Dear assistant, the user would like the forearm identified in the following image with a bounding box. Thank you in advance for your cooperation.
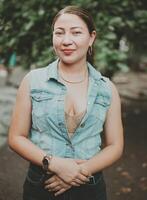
[82,144,123,175]
[8,135,46,166]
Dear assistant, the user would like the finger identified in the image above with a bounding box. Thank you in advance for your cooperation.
[45,179,69,190]
[54,188,66,196]
[44,176,56,185]
[80,168,90,177]
[51,185,62,192]
[50,177,69,188]
[51,175,66,186]
[77,174,89,182]
[44,182,59,190]
[74,178,85,185]
[70,181,80,187]
[52,175,69,187]
[59,182,69,188]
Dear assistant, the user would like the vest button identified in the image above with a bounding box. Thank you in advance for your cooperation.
[58,122,63,126]
[80,123,85,128]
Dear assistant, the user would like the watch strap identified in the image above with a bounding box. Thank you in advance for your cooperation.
[42,154,53,172]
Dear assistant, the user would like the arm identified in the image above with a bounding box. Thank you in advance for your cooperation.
[8,75,47,165]
[79,81,124,174]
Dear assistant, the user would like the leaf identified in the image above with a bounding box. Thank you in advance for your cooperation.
[109,17,122,26]
[126,20,135,28]
[104,32,117,40]
[38,8,45,16]
[134,10,147,18]
[24,21,34,31]
[7,38,16,47]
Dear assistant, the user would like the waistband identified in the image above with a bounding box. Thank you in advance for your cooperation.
[29,163,103,185]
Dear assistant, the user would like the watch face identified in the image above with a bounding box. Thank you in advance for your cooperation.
[43,157,48,171]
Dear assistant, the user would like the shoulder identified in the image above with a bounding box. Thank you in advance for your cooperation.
[109,80,120,98]
[98,75,120,106]
[28,66,48,79]
[24,66,49,88]
[98,74,112,99]
[89,62,121,106]
[108,80,121,107]
[17,66,48,94]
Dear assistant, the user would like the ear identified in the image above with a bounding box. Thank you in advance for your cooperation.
[89,31,96,46]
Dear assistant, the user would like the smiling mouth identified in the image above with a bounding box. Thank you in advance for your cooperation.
[62,50,75,55]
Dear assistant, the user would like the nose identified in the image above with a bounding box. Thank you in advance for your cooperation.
[62,34,73,45]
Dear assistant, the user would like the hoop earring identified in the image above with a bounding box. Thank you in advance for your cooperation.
[88,46,92,56]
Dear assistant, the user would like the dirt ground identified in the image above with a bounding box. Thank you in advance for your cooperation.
[0,102,147,200]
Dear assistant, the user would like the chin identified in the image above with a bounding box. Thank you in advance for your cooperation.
[59,56,84,65]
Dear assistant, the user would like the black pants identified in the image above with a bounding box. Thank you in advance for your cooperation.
[23,163,107,200]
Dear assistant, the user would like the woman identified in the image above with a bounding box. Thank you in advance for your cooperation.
[8,5,124,200]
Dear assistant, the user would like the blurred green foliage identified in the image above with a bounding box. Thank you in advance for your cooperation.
[0,0,147,76]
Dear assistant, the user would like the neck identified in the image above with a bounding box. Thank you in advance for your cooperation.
[58,58,87,74]
[58,58,88,84]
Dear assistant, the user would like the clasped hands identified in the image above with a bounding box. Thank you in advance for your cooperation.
[44,157,91,196]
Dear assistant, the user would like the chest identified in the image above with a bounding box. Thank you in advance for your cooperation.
[30,78,111,138]
[60,79,89,116]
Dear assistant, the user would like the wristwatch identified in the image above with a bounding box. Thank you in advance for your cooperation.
[42,154,53,172]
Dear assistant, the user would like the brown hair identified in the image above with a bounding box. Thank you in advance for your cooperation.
[52,6,96,64]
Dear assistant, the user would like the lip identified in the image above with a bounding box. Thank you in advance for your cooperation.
[62,49,75,51]
[62,49,75,55]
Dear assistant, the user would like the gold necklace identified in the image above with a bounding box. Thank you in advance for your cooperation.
[59,69,88,84]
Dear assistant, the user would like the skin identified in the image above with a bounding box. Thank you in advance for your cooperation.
[8,13,123,196]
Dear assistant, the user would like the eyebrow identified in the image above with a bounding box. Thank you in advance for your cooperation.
[54,26,83,31]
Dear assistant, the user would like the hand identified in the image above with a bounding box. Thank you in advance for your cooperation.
[49,157,89,185]
[75,159,92,177]
[44,174,71,196]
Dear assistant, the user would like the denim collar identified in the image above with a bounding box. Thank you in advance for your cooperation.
[47,59,102,82]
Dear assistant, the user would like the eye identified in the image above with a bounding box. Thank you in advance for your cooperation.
[54,31,64,36]
[73,31,82,35]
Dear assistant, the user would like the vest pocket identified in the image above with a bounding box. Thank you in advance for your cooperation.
[31,90,56,131]
[93,95,110,122]
[94,95,110,106]
[31,90,55,116]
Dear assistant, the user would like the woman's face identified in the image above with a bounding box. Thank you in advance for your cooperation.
[53,13,96,65]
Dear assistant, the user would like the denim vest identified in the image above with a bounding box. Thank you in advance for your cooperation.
[28,59,112,159]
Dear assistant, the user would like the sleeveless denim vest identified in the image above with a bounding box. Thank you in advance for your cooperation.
[27,59,112,159]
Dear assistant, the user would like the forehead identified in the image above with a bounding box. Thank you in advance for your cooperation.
[54,13,87,29]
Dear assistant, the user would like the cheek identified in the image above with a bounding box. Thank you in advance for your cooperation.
[76,36,91,48]
[52,37,61,49]
[77,42,89,55]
